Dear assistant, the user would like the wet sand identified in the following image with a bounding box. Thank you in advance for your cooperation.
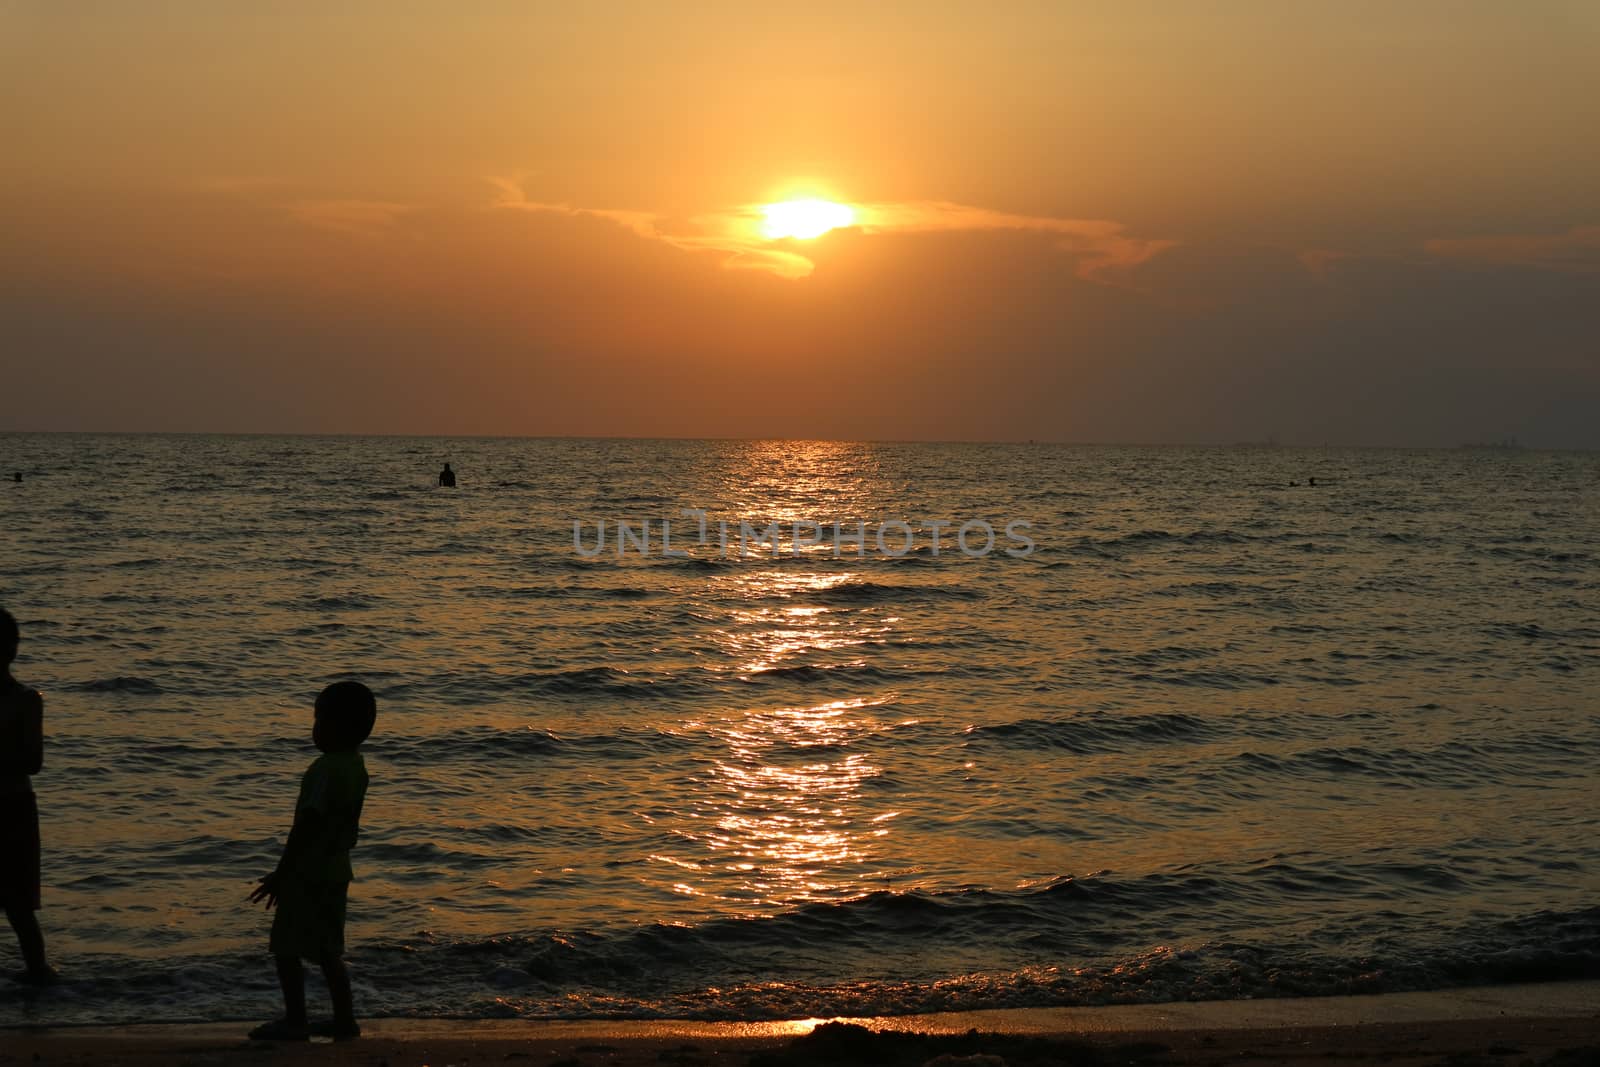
[3,980,1596,1066]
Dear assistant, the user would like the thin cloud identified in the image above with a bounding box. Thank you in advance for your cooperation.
[488,176,1175,283]
[288,199,415,235]
[672,239,816,280]
[488,176,661,239]
[490,179,814,278]
[185,175,296,194]
[1425,226,1600,273]
[181,177,417,237]
[1297,248,1357,279]
[853,201,1177,283]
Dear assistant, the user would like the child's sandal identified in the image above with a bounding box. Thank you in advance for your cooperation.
[248,1019,310,1041]
[312,1019,362,1041]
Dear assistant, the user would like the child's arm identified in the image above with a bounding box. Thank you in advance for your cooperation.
[248,870,280,907]
[0,689,43,776]
[248,806,335,907]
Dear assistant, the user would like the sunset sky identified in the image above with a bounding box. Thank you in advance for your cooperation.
[4,2,1597,445]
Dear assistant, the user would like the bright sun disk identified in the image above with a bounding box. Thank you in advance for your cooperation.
[760,199,855,240]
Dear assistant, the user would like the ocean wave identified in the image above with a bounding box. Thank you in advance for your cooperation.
[107,557,168,569]
[1482,621,1600,645]
[1215,732,1597,787]
[301,594,382,611]
[1127,668,1281,689]
[736,662,902,685]
[381,667,668,702]
[344,897,1600,1021]
[964,711,1222,754]
[5,887,1598,1025]
[1475,544,1596,567]
[655,556,736,571]
[371,725,694,765]
[1101,645,1221,668]
[68,675,165,694]
[809,581,982,604]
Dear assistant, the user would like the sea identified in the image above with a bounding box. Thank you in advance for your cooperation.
[0,434,1596,1027]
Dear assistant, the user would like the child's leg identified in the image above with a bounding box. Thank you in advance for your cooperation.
[247,955,313,1040]
[274,954,307,1024]
[318,952,357,1033]
[4,905,50,978]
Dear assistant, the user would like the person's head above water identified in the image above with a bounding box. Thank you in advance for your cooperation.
[312,680,377,753]
[1,606,18,667]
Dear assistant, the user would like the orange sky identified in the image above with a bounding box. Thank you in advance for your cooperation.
[3,3,1598,444]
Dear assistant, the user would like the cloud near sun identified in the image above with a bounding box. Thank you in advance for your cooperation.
[488,177,1175,283]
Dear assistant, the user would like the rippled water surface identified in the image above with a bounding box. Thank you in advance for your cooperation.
[1,435,1597,1025]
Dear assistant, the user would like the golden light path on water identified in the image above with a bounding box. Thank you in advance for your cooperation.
[656,441,908,909]
[699,691,894,905]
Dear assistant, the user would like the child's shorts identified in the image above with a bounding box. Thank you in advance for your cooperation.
[269,878,349,961]
[0,792,41,912]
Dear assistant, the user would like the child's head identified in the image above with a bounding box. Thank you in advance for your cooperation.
[313,680,377,753]
[0,607,17,668]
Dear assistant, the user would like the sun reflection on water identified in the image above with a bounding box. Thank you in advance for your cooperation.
[713,572,894,675]
[655,441,911,910]
[691,694,896,906]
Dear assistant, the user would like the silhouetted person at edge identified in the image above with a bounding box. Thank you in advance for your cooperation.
[1,606,55,985]
[438,463,456,488]
[1309,477,1317,487]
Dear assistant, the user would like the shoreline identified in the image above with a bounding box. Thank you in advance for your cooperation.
[4,979,1597,1065]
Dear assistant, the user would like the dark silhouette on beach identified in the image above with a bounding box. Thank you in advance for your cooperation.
[247,681,376,1042]
[438,463,456,488]
[1,607,55,985]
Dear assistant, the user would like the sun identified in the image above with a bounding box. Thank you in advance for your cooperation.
[759,198,855,240]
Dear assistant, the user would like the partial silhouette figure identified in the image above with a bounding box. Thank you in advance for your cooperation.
[1,607,55,985]
[1309,477,1317,486]
[248,681,377,1042]
[438,463,456,488]
[11,473,19,483]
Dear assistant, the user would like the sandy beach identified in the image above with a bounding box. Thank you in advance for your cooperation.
[4,980,1596,1066]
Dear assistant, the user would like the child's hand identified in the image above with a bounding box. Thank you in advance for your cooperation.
[248,871,280,909]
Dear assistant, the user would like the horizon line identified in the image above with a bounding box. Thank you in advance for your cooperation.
[0,429,1585,453]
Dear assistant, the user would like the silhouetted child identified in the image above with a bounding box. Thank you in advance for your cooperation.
[1,606,55,984]
[248,681,375,1041]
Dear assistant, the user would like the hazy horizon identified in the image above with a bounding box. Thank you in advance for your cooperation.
[0,429,1584,451]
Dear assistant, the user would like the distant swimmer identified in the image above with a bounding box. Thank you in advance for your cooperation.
[438,463,456,488]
